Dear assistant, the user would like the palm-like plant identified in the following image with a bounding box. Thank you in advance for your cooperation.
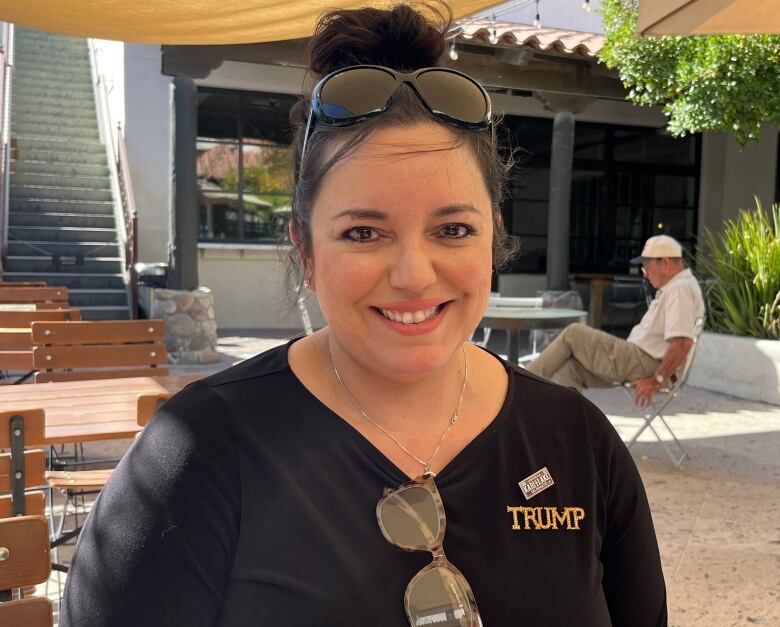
[700,202,780,339]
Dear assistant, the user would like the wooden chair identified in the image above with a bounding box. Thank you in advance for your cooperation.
[0,516,53,626]
[0,287,68,310]
[31,319,168,383]
[0,310,81,385]
[0,410,47,519]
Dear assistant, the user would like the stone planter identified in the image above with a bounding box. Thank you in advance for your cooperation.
[688,331,780,405]
[151,287,220,365]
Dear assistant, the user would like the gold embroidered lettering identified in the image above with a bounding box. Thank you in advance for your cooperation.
[522,507,540,530]
[506,505,586,531]
[552,508,570,529]
[535,507,553,530]
[507,506,523,530]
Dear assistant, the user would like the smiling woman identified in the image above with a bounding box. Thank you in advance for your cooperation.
[60,3,668,627]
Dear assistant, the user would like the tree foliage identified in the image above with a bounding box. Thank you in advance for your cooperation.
[599,0,780,145]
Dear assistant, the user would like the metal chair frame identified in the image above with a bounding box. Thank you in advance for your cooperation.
[618,316,705,467]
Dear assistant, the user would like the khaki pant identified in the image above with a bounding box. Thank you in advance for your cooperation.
[525,323,660,392]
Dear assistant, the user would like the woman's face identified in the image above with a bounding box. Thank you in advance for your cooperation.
[306,123,494,379]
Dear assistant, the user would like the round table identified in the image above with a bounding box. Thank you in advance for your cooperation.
[478,306,588,363]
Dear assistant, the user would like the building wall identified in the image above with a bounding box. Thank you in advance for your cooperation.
[198,244,325,330]
[124,44,173,263]
[698,127,778,239]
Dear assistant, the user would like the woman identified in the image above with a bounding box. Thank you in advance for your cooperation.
[61,3,667,626]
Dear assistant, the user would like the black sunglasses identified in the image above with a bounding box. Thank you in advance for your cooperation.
[300,65,493,170]
[376,474,483,627]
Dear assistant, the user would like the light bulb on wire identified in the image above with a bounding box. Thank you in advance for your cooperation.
[488,28,498,44]
[582,0,592,12]
[533,0,541,29]
[448,41,459,60]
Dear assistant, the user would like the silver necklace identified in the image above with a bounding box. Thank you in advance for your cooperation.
[330,344,467,476]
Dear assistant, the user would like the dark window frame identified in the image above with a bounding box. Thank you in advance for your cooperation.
[197,87,295,243]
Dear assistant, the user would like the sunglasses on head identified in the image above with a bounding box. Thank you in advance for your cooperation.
[377,473,483,627]
[300,65,494,170]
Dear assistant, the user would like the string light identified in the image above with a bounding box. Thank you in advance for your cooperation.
[448,41,459,60]
[582,0,592,12]
[533,0,541,29]
[488,28,499,44]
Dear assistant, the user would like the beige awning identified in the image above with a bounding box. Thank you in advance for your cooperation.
[638,0,780,36]
[0,1,503,44]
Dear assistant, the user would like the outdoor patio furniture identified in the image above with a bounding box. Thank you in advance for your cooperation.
[0,287,68,310]
[615,316,706,466]
[0,515,53,626]
[30,319,168,382]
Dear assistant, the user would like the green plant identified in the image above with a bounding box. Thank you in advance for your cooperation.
[699,202,780,338]
[599,0,780,145]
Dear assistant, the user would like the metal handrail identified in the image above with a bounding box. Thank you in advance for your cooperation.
[116,122,139,315]
[0,23,15,267]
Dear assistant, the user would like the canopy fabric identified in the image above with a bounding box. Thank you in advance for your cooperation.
[638,0,780,36]
[0,1,503,44]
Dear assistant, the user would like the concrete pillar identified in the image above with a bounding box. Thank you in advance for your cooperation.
[547,111,575,290]
[169,75,199,291]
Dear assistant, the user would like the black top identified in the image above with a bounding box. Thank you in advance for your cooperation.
[61,342,667,627]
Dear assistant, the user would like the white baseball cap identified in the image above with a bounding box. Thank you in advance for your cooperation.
[630,235,683,264]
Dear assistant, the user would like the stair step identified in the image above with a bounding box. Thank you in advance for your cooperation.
[12,121,99,138]
[11,149,107,166]
[11,172,111,190]
[12,91,95,108]
[7,241,121,257]
[11,107,97,128]
[77,307,132,321]
[7,225,117,242]
[10,198,114,215]
[9,211,115,229]
[13,60,90,74]
[10,184,113,202]
[69,290,129,308]
[13,136,106,155]
[11,160,109,177]
[11,116,98,131]
[14,86,94,104]
[5,255,124,273]
[14,74,93,91]
[15,42,88,56]
[11,97,96,115]
[1,272,127,290]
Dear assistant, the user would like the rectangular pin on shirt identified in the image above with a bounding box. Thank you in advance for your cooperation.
[519,466,554,500]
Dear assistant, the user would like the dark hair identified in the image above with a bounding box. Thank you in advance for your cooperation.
[288,2,518,288]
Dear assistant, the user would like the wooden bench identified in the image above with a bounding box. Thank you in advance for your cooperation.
[0,282,47,288]
[31,319,168,383]
[0,287,68,309]
[0,516,52,626]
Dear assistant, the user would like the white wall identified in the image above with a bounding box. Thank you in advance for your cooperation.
[476,0,604,33]
[698,127,778,239]
[91,38,125,154]
[198,244,325,330]
[124,44,173,263]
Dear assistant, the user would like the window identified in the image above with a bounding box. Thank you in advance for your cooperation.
[197,89,297,242]
[502,117,700,273]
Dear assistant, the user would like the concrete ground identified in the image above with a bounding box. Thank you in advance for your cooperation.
[43,331,780,626]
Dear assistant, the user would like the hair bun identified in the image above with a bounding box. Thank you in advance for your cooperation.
[308,3,452,78]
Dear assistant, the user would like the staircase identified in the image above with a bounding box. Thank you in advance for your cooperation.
[4,27,132,320]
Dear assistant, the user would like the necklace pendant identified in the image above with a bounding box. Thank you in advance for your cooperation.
[423,466,436,478]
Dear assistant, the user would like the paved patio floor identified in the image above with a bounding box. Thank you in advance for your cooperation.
[44,331,780,626]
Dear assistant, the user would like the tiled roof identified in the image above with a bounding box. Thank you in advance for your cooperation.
[454,19,605,58]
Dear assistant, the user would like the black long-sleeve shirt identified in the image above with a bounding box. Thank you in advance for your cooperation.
[61,342,667,626]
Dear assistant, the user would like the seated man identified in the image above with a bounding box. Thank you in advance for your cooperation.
[526,235,705,406]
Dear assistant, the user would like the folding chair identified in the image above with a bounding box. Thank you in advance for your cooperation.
[0,515,53,627]
[617,316,705,467]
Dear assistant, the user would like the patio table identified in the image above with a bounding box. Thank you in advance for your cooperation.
[479,306,587,363]
[0,374,202,444]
